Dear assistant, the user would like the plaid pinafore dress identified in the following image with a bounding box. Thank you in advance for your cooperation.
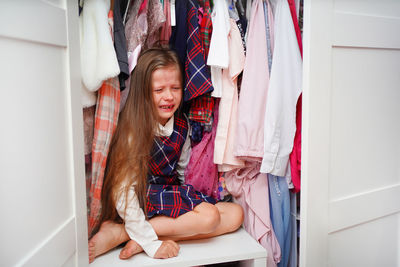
[146,115,216,218]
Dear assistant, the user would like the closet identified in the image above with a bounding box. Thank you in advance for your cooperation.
[1,0,399,266]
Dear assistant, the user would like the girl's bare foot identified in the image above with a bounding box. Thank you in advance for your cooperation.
[119,239,144,259]
[88,221,129,263]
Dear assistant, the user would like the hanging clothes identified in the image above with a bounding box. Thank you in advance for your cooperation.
[214,19,245,171]
[290,95,301,192]
[268,174,292,267]
[124,0,165,52]
[207,0,230,98]
[264,0,273,73]
[225,162,281,267]
[234,0,273,160]
[79,0,120,107]
[113,0,130,91]
[188,0,214,124]
[184,100,220,200]
[260,0,302,176]
[120,0,166,110]
[160,0,172,42]
[88,77,121,236]
[234,0,248,52]
[288,0,303,193]
[288,191,298,267]
[169,0,188,69]
[184,0,214,102]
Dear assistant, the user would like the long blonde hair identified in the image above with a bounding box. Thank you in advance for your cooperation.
[100,47,183,224]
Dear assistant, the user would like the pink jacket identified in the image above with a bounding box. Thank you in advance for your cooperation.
[234,0,274,160]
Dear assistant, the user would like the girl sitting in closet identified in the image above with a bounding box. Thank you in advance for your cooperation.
[89,47,244,263]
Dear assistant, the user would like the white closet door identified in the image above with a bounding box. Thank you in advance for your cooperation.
[301,0,400,266]
[0,1,87,266]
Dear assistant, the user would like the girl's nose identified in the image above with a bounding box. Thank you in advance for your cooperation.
[164,89,173,100]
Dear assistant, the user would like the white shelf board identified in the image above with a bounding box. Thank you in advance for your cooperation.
[91,228,267,267]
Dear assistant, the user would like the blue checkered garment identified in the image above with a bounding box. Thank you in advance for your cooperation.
[146,115,216,218]
[184,0,214,102]
[148,116,189,185]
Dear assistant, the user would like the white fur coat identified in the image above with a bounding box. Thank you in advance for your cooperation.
[79,0,120,107]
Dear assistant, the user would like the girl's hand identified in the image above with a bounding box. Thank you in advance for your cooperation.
[154,240,180,259]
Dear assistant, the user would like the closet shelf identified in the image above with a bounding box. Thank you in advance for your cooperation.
[91,227,267,267]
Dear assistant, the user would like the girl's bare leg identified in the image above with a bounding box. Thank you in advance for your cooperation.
[149,202,222,237]
[91,202,244,261]
[152,202,244,240]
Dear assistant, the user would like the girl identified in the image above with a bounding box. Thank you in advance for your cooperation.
[89,47,244,262]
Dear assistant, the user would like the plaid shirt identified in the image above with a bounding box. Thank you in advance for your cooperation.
[184,0,214,102]
[87,77,120,236]
[188,94,214,123]
[148,115,188,184]
[188,0,214,124]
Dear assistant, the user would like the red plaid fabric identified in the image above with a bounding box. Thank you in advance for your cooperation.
[87,77,120,236]
[199,0,212,58]
[146,115,216,218]
[188,0,214,124]
[184,0,214,102]
[148,116,188,184]
[146,184,216,218]
[188,94,214,123]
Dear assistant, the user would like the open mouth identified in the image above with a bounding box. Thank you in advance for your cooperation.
[160,104,174,111]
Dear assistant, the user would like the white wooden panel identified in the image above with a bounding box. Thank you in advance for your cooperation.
[300,0,333,266]
[0,0,87,266]
[62,252,76,267]
[329,184,400,232]
[0,0,67,47]
[329,47,400,200]
[18,218,76,266]
[334,0,400,18]
[42,0,66,9]
[328,214,399,267]
[65,0,89,265]
[333,13,400,49]
[302,1,400,266]
[0,36,74,267]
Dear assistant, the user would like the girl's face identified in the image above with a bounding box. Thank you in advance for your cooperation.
[151,65,182,126]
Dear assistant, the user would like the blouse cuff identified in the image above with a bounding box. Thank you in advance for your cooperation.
[141,240,163,258]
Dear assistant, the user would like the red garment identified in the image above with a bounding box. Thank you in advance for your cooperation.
[287,0,302,58]
[88,77,121,236]
[290,95,302,192]
[138,0,148,15]
[160,0,172,42]
[188,94,214,123]
[287,0,302,192]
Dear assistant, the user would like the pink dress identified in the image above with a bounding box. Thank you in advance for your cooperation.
[225,162,281,266]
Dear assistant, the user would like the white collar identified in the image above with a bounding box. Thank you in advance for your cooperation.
[156,116,174,137]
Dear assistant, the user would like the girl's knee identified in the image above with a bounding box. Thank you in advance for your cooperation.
[196,203,220,232]
[232,203,244,229]
[221,202,244,232]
